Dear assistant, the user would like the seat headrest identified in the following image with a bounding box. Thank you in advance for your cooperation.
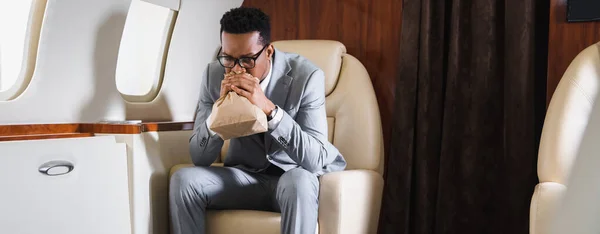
[538,41,600,184]
[272,40,346,95]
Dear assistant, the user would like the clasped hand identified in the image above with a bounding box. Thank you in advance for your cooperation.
[220,72,276,116]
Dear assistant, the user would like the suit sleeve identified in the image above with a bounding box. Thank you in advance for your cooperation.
[268,69,340,173]
[189,64,224,166]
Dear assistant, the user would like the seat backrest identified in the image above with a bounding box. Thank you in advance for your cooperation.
[538,42,600,185]
[219,40,384,174]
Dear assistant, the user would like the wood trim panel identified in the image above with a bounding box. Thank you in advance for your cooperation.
[0,123,141,136]
[0,121,195,140]
[0,133,94,142]
[79,123,142,134]
[0,124,79,136]
[547,0,600,105]
[142,122,194,132]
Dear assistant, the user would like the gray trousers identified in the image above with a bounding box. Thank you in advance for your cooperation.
[169,166,319,234]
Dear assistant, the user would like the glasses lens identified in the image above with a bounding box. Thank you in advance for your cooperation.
[239,58,255,68]
[218,56,235,68]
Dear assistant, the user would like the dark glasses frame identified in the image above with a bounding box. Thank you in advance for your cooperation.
[216,44,269,69]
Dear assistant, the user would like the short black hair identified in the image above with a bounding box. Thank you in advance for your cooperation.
[220,7,271,46]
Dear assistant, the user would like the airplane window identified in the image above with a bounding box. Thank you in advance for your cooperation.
[0,0,39,96]
[116,0,176,102]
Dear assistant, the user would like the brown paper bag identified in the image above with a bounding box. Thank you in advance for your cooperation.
[207,91,268,140]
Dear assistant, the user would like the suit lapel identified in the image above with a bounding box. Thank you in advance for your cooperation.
[264,48,292,153]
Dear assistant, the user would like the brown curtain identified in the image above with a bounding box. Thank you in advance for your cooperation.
[379,0,547,233]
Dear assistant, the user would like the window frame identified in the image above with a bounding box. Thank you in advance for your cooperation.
[115,0,178,103]
[0,0,48,101]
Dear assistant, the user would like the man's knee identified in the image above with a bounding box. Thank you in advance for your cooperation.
[276,168,319,202]
[170,167,195,191]
[170,167,211,205]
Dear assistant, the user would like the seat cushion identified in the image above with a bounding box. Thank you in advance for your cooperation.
[206,210,281,234]
[529,182,567,234]
[207,210,318,234]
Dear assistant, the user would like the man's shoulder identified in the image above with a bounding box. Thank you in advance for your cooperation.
[205,60,225,77]
[278,51,326,99]
[280,51,322,80]
[201,60,226,88]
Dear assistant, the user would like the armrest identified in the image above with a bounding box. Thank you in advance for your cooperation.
[530,182,567,234]
[318,169,384,234]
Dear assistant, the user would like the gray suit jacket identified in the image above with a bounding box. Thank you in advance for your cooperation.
[190,48,346,175]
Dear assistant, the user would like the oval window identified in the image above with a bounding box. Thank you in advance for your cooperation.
[115,0,176,102]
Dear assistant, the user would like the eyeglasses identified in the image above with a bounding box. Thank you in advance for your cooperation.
[216,44,269,69]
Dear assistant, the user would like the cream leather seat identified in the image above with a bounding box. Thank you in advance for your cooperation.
[170,40,385,234]
[530,42,600,234]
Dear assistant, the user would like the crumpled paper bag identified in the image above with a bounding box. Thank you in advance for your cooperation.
[207,91,268,140]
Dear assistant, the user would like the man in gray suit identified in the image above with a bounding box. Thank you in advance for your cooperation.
[169,7,346,234]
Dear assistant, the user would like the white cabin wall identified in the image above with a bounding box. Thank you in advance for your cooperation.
[0,0,242,124]
[0,0,129,123]
[104,131,194,234]
[0,1,242,234]
[123,0,242,122]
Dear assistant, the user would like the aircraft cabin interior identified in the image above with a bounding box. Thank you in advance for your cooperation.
[1,0,599,234]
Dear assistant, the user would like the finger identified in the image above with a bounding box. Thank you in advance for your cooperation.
[239,73,260,83]
[226,70,239,76]
[229,79,255,92]
[221,79,231,86]
[231,85,251,98]
[230,73,259,84]
[221,85,231,93]
[220,83,229,92]
[221,78,232,89]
